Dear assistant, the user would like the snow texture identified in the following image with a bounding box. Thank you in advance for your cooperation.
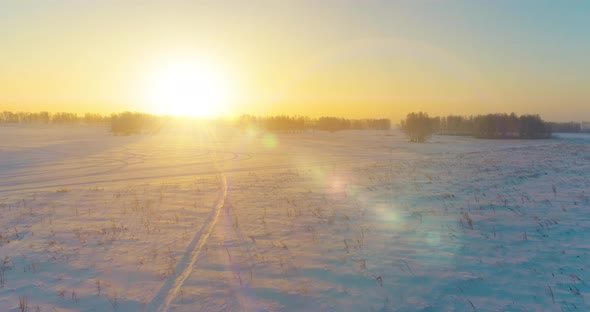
[1,124,589,311]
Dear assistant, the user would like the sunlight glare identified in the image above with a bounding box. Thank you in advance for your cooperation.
[145,59,233,117]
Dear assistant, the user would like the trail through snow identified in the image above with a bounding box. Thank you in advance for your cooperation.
[148,174,228,312]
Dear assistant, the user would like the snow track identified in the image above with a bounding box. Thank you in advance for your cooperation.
[148,174,228,312]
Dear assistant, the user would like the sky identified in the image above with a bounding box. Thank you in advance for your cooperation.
[1,0,589,121]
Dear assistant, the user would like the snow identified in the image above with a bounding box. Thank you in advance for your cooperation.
[1,124,589,311]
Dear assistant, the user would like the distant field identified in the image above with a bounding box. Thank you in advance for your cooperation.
[1,124,589,311]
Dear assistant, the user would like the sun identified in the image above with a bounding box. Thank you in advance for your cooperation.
[145,59,232,117]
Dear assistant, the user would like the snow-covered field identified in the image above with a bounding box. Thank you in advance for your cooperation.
[1,124,589,311]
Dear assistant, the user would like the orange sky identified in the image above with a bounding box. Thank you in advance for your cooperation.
[1,1,589,121]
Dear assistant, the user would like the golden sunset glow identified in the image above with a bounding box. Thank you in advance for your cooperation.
[2,3,590,311]
[144,58,233,117]
[1,2,588,121]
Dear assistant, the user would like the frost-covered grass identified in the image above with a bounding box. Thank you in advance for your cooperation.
[0,124,589,311]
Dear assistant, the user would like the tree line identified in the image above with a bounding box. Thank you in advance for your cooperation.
[236,115,306,132]
[0,111,109,124]
[235,115,391,132]
[316,117,391,132]
[3,110,581,139]
[401,112,554,142]
[1,111,391,135]
[0,111,161,135]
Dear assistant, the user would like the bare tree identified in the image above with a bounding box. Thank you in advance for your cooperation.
[400,112,434,142]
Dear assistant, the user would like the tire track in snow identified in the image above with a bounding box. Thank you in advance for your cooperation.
[148,173,228,312]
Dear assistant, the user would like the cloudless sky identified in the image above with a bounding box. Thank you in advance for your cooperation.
[1,0,589,121]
